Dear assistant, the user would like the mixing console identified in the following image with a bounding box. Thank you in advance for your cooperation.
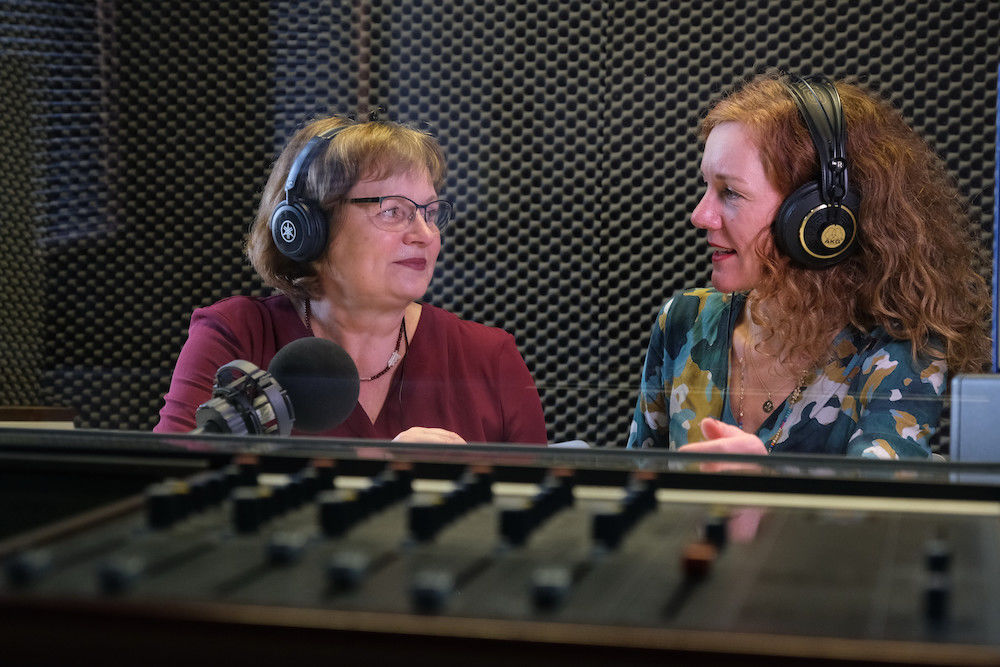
[2,432,1000,665]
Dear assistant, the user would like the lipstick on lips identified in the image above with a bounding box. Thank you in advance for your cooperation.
[709,242,736,261]
[396,258,427,270]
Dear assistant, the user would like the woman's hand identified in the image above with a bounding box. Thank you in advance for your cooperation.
[677,419,768,473]
[678,418,768,455]
[392,426,467,445]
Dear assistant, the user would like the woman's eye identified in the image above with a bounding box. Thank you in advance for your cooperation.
[722,187,742,201]
[379,207,403,219]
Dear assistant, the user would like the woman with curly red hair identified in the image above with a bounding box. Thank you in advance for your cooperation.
[628,72,989,458]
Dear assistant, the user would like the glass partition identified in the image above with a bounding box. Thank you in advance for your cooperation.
[1,2,997,460]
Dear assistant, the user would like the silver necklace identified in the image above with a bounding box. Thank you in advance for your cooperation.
[304,299,407,382]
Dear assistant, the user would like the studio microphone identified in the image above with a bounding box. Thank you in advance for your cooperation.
[268,336,360,432]
[193,337,360,435]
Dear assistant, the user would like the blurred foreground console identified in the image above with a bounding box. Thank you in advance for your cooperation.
[2,428,1000,666]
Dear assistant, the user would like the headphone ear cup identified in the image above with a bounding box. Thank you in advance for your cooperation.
[269,200,329,263]
[772,181,860,269]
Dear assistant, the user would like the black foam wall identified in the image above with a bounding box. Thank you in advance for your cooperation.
[1,0,997,447]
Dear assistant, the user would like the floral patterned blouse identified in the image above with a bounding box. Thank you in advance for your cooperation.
[627,288,945,458]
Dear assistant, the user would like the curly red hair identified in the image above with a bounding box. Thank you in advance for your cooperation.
[701,72,990,373]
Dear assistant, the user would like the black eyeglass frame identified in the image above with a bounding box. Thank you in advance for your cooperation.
[347,195,455,232]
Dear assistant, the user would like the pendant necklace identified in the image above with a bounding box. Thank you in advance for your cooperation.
[304,299,407,382]
[736,359,810,450]
[743,337,776,413]
[734,332,811,450]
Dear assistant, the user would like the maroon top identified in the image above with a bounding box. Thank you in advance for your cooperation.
[154,295,548,444]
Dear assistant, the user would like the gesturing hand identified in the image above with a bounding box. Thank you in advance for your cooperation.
[677,418,768,455]
[676,418,769,473]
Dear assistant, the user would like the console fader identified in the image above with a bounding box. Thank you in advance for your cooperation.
[2,440,1000,666]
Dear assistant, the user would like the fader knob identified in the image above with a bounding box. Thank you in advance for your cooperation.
[592,507,626,549]
[681,541,717,580]
[189,471,227,510]
[327,550,370,590]
[268,532,309,565]
[442,484,474,519]
[541,471,575,510]
[532,566,571,610]
[409,494,446,542]
[360,478,391,512]
[533,486,559,518]
[704,515,728,550]
[622,482,656,522]
[268,482,293,516]
[500,500,536,546]
[293,467,321,502]
[222,463,248,491]
[412,569,454,613]
[232,486,273,533]
[925,539,951,573]
[459,469,494,505]
[5,549,52,586]
[311,459,337,491]
[146,482,179,529]
[276,475,306,511]
[228,455,259,488]
[145,479,194,529]
[319,489,361,537]
[98,556,145,594]
[925,574,950,623]
[923,538,952,624]
[383,468,414,502]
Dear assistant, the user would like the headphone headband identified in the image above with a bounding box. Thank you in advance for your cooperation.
[283,125,345,202]
[783,75,850,205]
[772,74,861,269]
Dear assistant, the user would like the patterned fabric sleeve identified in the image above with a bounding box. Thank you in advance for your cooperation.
[626,286,943,458]
[771,333,944,458]
[843,344,946,459]
[627,298,674,448]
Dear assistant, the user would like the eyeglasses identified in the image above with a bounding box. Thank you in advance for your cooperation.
[348,195,455,233]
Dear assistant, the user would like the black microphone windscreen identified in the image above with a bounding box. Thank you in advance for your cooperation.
[268,337,360,433]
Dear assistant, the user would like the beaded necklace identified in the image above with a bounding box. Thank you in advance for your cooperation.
[304,299,407,382]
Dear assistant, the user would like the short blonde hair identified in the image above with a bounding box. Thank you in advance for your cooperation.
[246,115,446,302]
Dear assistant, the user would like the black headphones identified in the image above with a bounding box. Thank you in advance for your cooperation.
[772,75,861,269]
[269,124,348,263]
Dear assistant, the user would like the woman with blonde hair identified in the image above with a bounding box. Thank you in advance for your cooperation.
[157,112,547,444]
[628,72,989,457]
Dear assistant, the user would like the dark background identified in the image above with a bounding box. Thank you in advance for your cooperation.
[1,0,997,447]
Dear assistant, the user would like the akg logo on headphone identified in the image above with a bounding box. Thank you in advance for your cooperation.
[821,224,846,248]
[279,219,297,243]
